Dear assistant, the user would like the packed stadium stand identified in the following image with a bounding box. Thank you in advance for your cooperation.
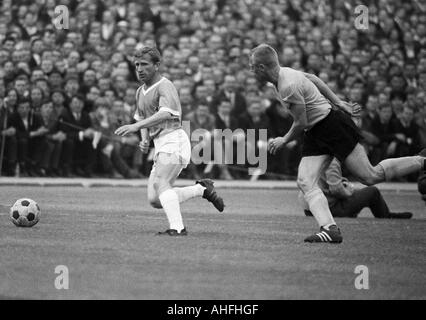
[0,0,425,181]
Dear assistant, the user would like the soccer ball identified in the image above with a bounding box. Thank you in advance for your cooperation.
[10,198,41,227]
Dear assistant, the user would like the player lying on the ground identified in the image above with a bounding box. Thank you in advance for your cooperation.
[115,47,224,236]
[298,157,413,219]
[249,44,426,243]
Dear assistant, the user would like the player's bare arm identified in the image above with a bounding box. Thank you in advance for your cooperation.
[303,72,341,105]
[303,72,361,117]
[268,103,307,155]
[115,111,174,136]
[139,128,150,153]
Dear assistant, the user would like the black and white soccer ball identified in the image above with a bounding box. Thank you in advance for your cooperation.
[10,198,41,227]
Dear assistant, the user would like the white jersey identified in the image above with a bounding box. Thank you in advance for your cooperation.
[133,76,182,140]
[133,76,191,167]
[276,67,331,130]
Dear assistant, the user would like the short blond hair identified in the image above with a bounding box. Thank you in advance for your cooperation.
[134,46,161,64]
[251,43,279,68]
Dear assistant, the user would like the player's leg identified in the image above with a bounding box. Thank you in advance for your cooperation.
[173,183,205,204]
[328,201,353,218]
[354,187,389,218]
[338,186,412,219]
[298,155,334,227]
[299,187,365,219]
[170,129,224,211]
[149,152,188,234]
[298,190,315,217]
[298,155,343,243]
[345,144,425,185]
[149,158,201,205]
[173,179,225,212]
[147,166,162,209]
[334,187,387,218]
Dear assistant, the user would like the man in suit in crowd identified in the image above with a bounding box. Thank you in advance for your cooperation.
[9,98,48,176]
[59,94,96,177]
[212,74,247,117]
[0,97,17,176]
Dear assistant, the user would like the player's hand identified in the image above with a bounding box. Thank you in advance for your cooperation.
[350,102,362,118]
[139,140,150,154]
[115,124,138,136]
[268,137,286,155]
[335,101,361,118]
[334,100,351,114]
[342,180,355,195]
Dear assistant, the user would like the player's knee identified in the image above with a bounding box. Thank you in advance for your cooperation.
[371,186,380,195]
[152,177,170,195]
[357,176,372,186]
[297,176,315,193]
[152,176,162,192]
[357,174,379,186]
[364,186,380,198]
[148,193,162,209]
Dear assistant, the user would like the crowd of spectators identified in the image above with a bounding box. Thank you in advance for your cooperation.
[0,0,425,181]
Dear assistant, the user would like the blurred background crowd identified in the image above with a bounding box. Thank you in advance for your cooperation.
[0,0,425,181]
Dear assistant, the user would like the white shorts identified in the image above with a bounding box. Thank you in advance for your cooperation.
[152,129,191,170]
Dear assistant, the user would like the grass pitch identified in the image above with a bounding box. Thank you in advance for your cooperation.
[0,185,425,299]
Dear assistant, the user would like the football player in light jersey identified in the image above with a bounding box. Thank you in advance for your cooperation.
[249,44,426,243]
[115,47,224,236]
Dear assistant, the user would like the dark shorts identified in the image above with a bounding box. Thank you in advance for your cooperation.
[302,109,361,162]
